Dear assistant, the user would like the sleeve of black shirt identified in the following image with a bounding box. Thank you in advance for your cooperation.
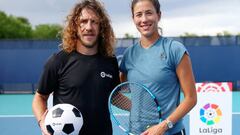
[111,56,120,91]
[37,53,59,95]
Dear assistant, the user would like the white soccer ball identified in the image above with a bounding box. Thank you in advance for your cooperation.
[45,103,83,135]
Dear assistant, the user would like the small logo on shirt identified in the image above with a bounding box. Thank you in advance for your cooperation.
[160,52,167,60]
[100,72,113,79]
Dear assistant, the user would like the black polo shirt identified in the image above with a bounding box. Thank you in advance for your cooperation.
[37,50,120,135]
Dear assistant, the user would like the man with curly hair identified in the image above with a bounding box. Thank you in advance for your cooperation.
[32,0,120,135]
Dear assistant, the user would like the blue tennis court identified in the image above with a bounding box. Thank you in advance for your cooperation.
[0,93,240,135]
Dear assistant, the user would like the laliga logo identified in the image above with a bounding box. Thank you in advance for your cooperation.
[199,103,223,134]
[52,122,62,126]
[200,103,222,125]
[196,82,232,93]
[100,72,112,79]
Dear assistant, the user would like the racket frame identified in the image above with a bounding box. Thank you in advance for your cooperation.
[108,81,162,135]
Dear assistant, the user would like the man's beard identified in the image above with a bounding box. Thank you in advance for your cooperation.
[80,38,98,49]
[82,42,96,48]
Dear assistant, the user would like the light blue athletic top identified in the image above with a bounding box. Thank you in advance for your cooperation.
[120,37,188,134]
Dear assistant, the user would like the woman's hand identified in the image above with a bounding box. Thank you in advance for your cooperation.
[141,121,168,135]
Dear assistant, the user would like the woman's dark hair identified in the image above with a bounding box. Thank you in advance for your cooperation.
[131,0,161,17]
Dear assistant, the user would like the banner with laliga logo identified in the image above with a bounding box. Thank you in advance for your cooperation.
[189,82,232,135]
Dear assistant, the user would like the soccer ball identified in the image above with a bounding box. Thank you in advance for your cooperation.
[44,103,83,135]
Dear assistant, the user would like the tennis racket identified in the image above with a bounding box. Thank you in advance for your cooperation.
[108,82,162,135]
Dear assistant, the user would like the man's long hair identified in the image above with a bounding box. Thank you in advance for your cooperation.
[62,0,115,57]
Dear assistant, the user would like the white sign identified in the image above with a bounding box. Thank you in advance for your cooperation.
[190,82,232,135]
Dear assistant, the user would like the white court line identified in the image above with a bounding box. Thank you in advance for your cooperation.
[115,113,240,115]
[0,115,34,117]
[0,113,240,117]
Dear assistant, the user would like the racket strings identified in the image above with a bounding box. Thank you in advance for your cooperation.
[110,84,132,131]
[110,83,161,134]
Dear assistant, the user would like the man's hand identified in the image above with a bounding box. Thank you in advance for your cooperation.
[38,110,51,135]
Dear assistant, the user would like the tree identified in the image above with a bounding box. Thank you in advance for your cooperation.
[32,24,63,39]
[0,11,62,39]
[124,33,134,39]
[17,17,30,25]
[180,32,198,37]
[216,30,232,36]
[0,11,32,39]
